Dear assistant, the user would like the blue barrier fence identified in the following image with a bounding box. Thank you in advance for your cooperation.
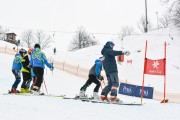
[118,83,154,99]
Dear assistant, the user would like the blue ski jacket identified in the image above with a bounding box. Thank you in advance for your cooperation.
[30,48,52,69]
[89,59,103,77]
[12,53,23,70]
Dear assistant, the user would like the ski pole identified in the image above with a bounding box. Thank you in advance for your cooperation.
[102,80,106,86]
[100,81,103,90]
[43,80,48,94]
[52,62,54,76]
[51,57,54,76]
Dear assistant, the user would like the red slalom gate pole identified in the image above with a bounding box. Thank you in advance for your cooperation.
[141,40,148,104]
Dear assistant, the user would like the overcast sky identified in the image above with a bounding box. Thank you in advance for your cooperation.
[0,0,167,50]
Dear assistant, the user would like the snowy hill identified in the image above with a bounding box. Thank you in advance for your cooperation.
[0,27,180,120]
[46,27,180,94]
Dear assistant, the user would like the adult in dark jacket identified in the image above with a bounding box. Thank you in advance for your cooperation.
[100,41,130,102]
[79,57,105,100]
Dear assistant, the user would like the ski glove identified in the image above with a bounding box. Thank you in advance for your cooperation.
[50,66,54,71]
[98,75,104,81]
[123,51,130,56]
[28,65,33,68]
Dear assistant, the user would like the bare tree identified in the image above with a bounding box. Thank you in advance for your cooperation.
[119,26,134,38]
[137,16,153,33]
[162,0,180,27]
[171,0,180,26]
[21,29,34,48]
[119,26,134,48]
[69,26,97,51]
[159,13,171,28]
[0,26,8,40]
[34,30,52,50]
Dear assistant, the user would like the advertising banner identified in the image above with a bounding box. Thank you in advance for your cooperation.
[135,86,154,99]
[118,83,136,96]
[119,83,154,99]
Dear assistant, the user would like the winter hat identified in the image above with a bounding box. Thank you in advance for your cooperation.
[99,56,105,61]
[28,48,33,52]
[34,44,41,49]
[28,48,33,54]
[105,41,115,47]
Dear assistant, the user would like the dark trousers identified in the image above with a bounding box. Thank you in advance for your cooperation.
[101,72,119,97]
[12,70,21,89]
[80,74,101,92]
[21,72,31,89]
[33,67,44,89]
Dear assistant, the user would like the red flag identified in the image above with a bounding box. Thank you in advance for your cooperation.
[127,59,132,64]
[144,58,165,75]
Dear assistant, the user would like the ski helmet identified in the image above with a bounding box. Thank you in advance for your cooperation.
[19,48,26,54]
[34,43,41,49]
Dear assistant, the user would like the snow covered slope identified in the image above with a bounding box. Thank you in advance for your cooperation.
[0,53,180,120]
[0,27,180,120]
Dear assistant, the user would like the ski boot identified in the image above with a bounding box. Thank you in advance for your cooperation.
[10,88,20,94]
[110,96,123,103]
[30,86,41,95]
[25,88,30,93]
[93,92,100,100]
[20,88,26,93]
[79,90,88,100]
[100,95,110,102]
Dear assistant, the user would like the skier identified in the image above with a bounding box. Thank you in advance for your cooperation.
[30,44,54,94]
[20,48,33,93]
[26,48,36,90]
[53,47,56,55]
[79,56,105,100]
[100,41,130,102]
[10,48,26,93]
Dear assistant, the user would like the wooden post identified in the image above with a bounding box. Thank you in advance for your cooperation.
[63,61,65,71]
[76,64,79,76]
[5,44,7,53]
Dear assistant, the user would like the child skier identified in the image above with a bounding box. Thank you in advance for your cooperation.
[79,56,105,100]
[30,44,54,94]
[26,48,36,90]
[10,48,26,93]
[20,48,33,93]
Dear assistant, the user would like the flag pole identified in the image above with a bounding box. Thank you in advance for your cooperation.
[164,42,167,103]
[141,40,148,104]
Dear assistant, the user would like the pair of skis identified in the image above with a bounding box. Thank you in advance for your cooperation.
[3,91,65,98]
[90,100,142,106]
[3,93,142,106]
[63,95,142,106]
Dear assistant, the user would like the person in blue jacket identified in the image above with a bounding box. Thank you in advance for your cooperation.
[100,41,130,102]
[30,44,54,93]
[10,48,26,93]
[79,56,105,100]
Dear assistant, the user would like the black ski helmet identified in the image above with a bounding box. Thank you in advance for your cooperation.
[19,48,26,54]
[34,43,41,49]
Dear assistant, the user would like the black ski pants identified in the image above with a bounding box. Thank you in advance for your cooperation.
[21,72,31,89]
[80,74,101,92]
[33,67,44,89]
